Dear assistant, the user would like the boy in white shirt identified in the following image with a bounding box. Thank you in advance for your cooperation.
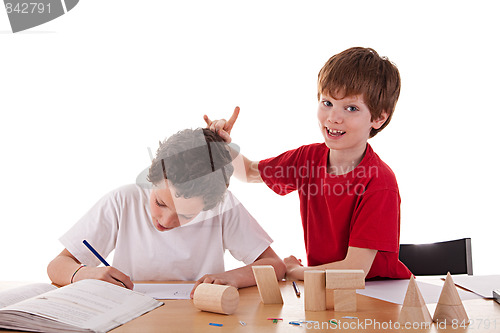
[47,128,285,295]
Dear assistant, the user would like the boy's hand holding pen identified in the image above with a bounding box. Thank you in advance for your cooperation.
[75,240,134,289]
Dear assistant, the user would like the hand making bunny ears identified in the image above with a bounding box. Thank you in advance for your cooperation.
[203,106,240,143]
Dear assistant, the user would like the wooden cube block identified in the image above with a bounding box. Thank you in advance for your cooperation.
[333,289,357,312]
[326,288,334,310]
[304,270,326,311]
[326,269,365,290]
[252,265,283,304]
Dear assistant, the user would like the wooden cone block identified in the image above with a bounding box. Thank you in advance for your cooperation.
[333,289,357,312]
[252,265,283,304]
[398,276,433,325]
[326,269,365,290]
[193,283,239,315]
[304,270,326,311]
[433,273,469,324]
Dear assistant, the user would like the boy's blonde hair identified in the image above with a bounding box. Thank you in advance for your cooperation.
[317,47,401,138]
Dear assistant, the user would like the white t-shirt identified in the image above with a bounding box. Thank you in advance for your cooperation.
[60,184,273,281]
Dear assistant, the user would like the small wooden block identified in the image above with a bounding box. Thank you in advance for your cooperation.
[326,269,365,290]
[326,288,334,310]
[398,276,432,325]
[193,283,239,315]
[252,265,283,304]
[333,289,357,312]
[304,270,326,311]
[433,273,469,324]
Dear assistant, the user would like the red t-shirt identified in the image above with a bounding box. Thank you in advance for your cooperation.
[258,143,411,279]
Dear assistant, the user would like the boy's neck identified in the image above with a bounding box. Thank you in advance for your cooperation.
[327,143,368,175]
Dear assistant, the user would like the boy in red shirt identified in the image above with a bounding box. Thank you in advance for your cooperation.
[205,47,412,280]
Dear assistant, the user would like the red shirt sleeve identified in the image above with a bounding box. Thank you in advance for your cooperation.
[258,148,302,195]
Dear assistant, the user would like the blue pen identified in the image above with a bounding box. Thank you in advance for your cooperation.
[292,281,301,297]
[83,240,110,266]
[82,240,128,288]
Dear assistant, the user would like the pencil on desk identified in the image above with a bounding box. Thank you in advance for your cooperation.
[292,281,301,297]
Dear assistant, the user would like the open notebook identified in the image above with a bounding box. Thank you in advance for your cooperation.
[0,279,163,333]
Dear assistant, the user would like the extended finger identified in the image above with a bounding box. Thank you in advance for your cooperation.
[226,106,240,131]
[203,114,212,126]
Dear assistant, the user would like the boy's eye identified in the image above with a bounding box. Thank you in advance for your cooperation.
[346,106,359,112]
[322,100,332,107]
[155,199,166,207]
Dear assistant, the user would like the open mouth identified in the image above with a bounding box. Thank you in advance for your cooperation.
[326,127,346,137]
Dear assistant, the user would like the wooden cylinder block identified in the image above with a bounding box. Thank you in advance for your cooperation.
[304,270,326,311]
[193,283,239,315]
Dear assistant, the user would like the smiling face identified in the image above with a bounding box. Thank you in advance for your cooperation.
[149,180,205,232]
[317,93,387,155]
[317,48,401,138]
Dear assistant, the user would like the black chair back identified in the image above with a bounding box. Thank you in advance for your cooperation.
[399,238,473,275]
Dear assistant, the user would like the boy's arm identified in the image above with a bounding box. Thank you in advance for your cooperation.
[190,246,286,297]
[47,248,133,289]
[232,152,262,183]
[204,107,262,183]
[284,246,377,280]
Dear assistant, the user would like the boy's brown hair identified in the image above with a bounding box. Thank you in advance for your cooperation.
[317,47,401,138]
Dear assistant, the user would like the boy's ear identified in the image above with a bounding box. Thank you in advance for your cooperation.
[372,111,389,130]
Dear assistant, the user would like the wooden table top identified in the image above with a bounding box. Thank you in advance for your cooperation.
[118,281,500,333]
[1,280,499,332]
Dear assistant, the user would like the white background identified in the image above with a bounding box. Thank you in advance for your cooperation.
[1,0,499,282]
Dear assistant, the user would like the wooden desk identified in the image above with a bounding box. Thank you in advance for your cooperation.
[117,281,499,333]
[1,281,499,332]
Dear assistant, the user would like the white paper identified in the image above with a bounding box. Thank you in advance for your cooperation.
[451,275,500,298]
[134,283,195,299]
[0,283,57,308]
[357,279,481,304]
